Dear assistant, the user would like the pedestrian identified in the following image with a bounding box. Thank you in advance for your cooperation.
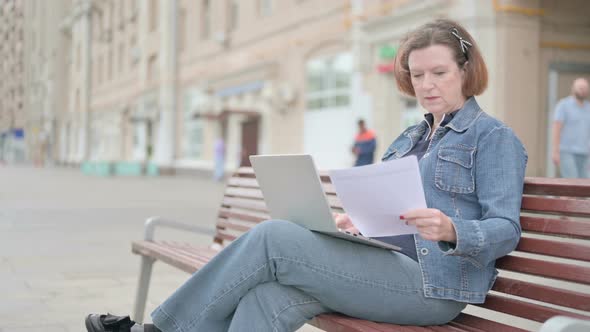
[552,78,590,178]
[213,137,225,181]
[352,119,377,166]
[85,19,527,332]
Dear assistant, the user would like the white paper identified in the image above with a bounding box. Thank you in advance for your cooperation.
[329,156,426,237]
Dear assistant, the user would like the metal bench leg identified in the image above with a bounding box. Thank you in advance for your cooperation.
[133,256,155,323]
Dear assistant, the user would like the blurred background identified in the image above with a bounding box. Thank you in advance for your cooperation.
[1,0,589,177]
[1,1,590,331]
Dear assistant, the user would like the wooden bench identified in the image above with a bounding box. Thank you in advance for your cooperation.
[131,168,590,331]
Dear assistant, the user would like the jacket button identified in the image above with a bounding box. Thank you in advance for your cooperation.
[420,248,429,256]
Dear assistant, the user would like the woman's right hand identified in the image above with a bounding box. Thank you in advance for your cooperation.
[333,212,360,234]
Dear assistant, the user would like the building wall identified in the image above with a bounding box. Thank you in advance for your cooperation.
[23,0,71,165]
[0,0,26,162]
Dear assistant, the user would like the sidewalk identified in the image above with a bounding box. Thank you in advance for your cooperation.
[0,165,321,331]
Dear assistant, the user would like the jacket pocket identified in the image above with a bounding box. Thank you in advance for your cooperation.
[435,145,475,194]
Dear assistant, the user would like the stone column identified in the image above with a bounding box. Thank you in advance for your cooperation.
[225,114,243,169]
[153,0,177,166]
[494,3,541,175]
[77,0,93,162]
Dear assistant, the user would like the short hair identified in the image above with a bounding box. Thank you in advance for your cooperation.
[357,119,365,126]
[393,19,488,97]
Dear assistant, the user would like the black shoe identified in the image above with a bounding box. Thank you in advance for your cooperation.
[85,314,137,332]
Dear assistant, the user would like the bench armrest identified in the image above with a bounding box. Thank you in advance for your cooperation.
[143,216,214,241]
[539,316,590,332]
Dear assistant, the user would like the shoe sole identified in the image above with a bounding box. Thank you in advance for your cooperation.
[85,314,99,332]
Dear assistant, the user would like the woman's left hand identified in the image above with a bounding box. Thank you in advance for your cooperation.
[402,208,457,242]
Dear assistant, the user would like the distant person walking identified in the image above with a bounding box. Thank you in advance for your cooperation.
[213,138,225,181]
[552,78,590,178]
[352,119,377,166]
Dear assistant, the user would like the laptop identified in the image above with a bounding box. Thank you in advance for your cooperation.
[249,154,401,251]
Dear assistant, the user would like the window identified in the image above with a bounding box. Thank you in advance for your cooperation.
[107,49,113,80]
[76,44,81,71]
[201,0,210,40]
[129,35,138,67]
[118,42,125,72]
[259,0,273,17]
[96,12,103,40]
[147,54,158,82]
[305,53,352,110]
[75,89,80,112]
[149,0,158,31]
[97,55,103,84]
[182,89,206,158]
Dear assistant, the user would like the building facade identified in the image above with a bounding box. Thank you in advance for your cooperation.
[0,0,26,163]
[17,0,590,176]
[22,0,71,166]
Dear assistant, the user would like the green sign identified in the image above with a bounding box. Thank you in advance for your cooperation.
[379,45,397,59]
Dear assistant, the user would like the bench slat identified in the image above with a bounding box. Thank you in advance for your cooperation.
[427,326,467,332]
[235,167,256,177]
[311,314,385,332]
[227,176,339,195]
[445,322,485,332]
[451,313,527,332]
[477,293,590,323]
[227,177,260,188]
[496,255,590,284]
[218,209,266,224]
[222,196,268,212]
[311,314,437,332]
[515,237,590,261]
[132,241,206,274]
[217,219,256,233]
[225,187,344,210]
[492,277,590,311]
[154,242,218,264]
[521,196,590,217]
[225,187,264,199]
[216,230,238,242]
[163,242,221,263]
[524,177,590,197]
[148,241,218,265]
[520,216,590,238]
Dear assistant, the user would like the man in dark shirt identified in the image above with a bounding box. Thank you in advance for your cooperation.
[352,119,377,166]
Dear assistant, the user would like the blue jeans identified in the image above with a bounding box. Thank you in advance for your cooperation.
[151,220,466,332]
[560,152,589,178]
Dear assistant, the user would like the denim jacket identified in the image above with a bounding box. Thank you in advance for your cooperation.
[382,97,528,303]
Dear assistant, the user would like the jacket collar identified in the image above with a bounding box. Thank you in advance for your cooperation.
[405,96,482,139]
[444,96,482,133]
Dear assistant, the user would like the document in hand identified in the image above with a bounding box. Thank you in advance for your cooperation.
[329,156,426,237]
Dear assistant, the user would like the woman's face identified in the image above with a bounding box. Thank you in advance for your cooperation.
[408,44,467,117]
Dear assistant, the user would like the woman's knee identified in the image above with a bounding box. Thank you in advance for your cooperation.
[251,219,306,240]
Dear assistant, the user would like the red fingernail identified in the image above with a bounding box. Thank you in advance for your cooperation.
[400,215,405,220]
